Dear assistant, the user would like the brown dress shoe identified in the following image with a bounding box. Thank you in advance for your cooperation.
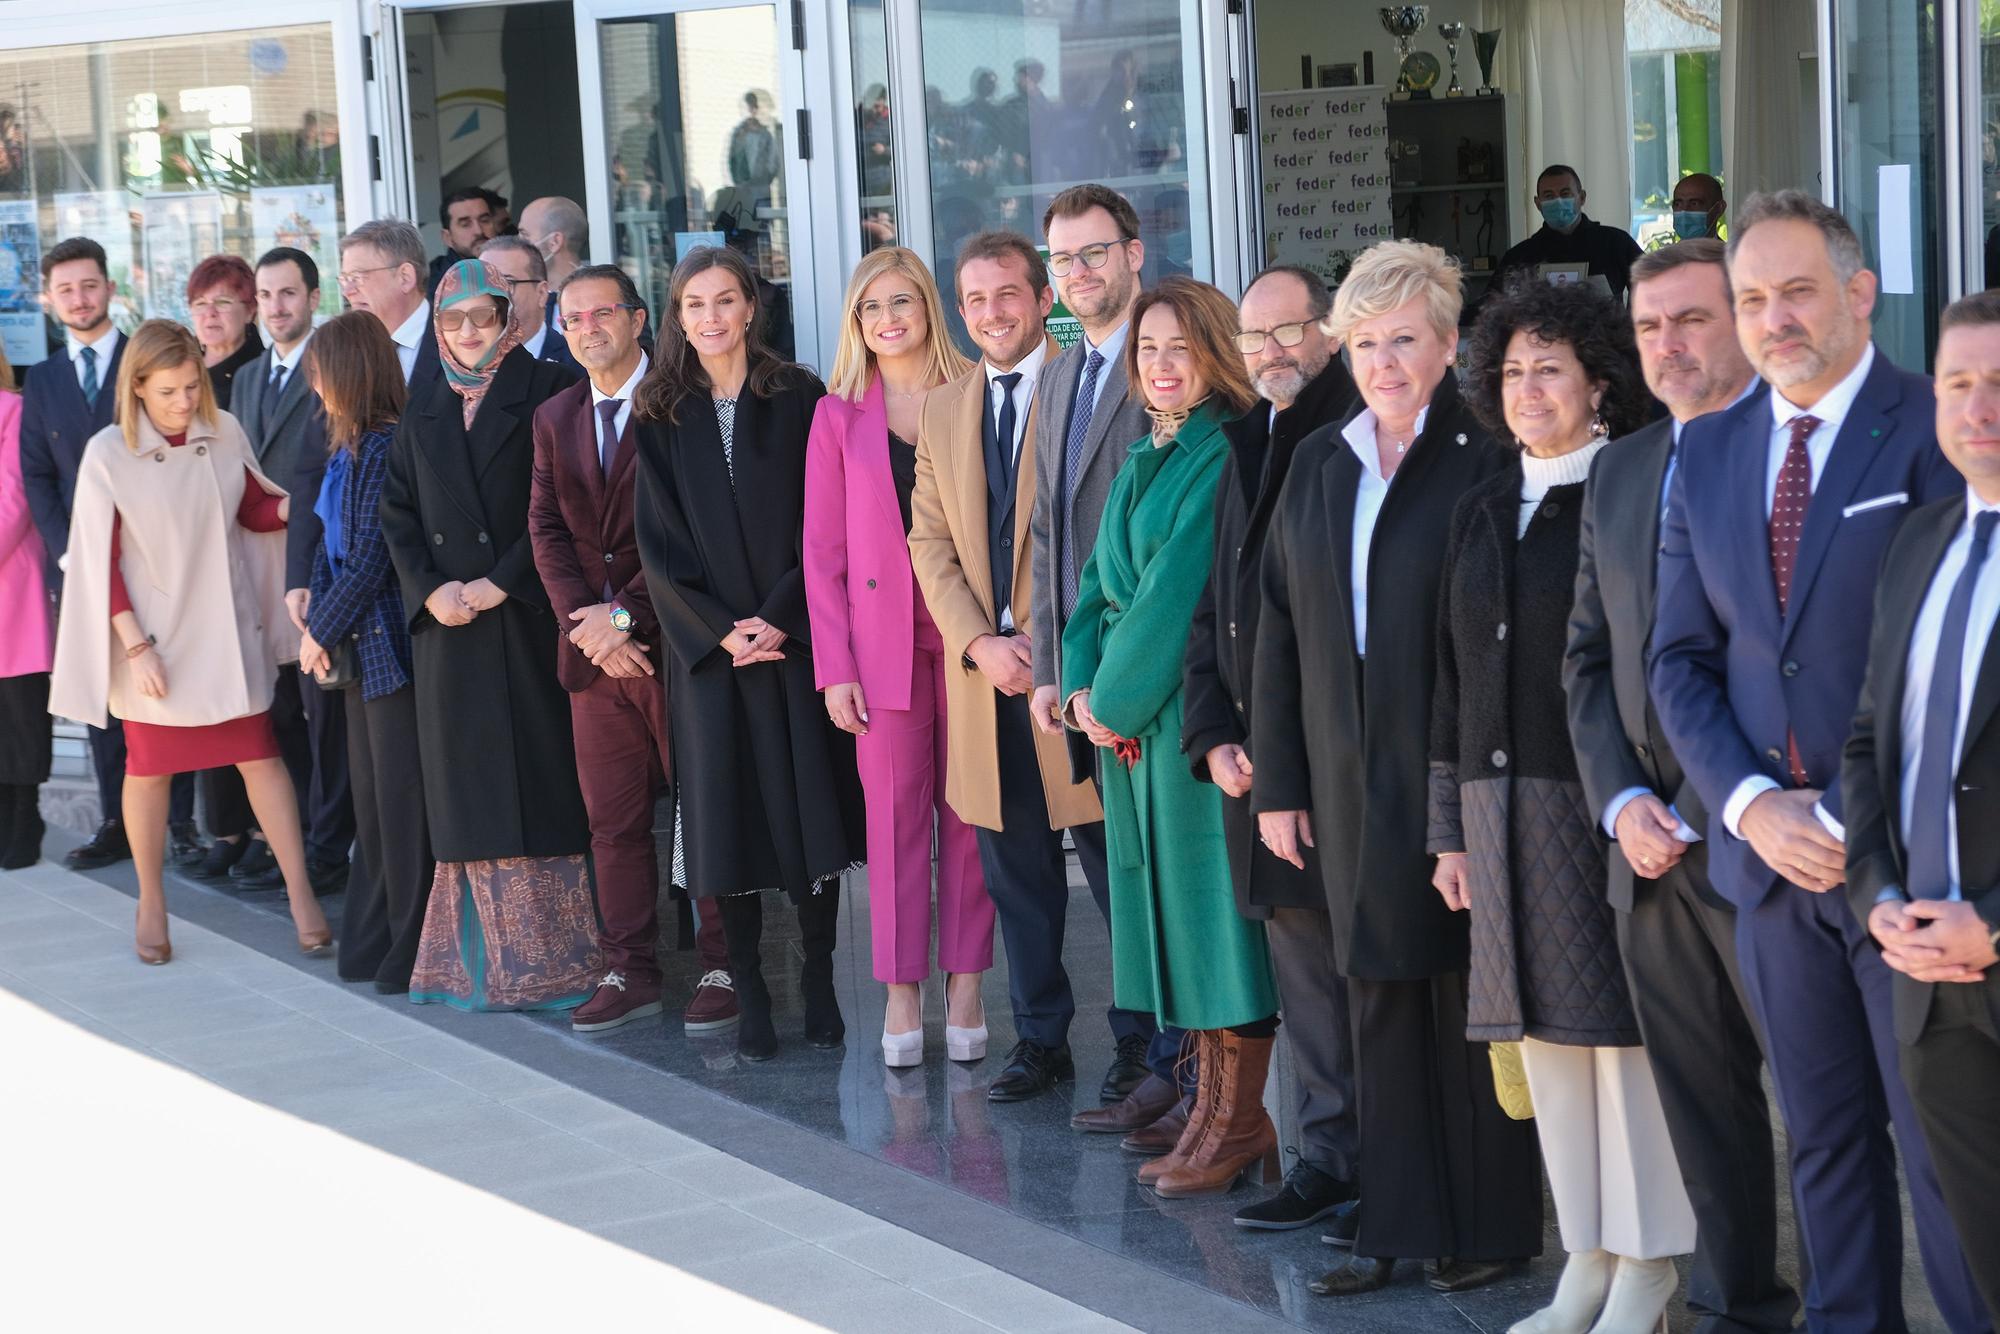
[1121,1098,1190,1155]
[1153,1028,1280,1198]
[1137,1030,1221,1185]
[1072,1072,1178,1133]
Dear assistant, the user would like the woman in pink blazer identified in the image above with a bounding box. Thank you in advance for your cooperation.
[805,246,992,1067]
[0,359,51,868]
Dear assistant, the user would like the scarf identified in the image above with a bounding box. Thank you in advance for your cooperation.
[1143,394,1210,446]
[433,258,523,429]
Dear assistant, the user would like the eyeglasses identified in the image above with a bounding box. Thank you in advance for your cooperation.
[190,297,241,314]
[558,303,640,332]
[437,306,504,333]
[856,293,919,325]
[1233,323,1311,355]
[1045,239,1130,277]
[498,275,546,293]
[335,265,395,290]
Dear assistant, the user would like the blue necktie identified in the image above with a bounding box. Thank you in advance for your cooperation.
[992,371,1022,490]
[1906,509,1999,899]
[79,344,99,409]
[1060,349,1105,616]
[597,398,623,476]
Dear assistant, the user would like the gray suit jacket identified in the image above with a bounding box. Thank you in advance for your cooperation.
[1027,330,1150,694]
[233,343,332,591]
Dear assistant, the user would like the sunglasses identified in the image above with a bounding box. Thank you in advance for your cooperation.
[438,306,504,333]
[1232,323,1311,355]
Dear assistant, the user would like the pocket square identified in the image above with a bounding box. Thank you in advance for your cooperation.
[1842,492,1909,518]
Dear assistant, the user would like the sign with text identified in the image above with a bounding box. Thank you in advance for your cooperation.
[1257,87,1394,286]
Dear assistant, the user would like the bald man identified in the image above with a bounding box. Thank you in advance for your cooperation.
[1670,173,1725,240]
[519,196,589,335]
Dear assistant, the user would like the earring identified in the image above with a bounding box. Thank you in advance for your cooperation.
[1590,412,1609,439]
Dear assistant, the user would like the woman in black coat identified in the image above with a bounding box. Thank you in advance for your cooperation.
[1429,280,1691,1334]
[1250,241,1540,1297]
[633,246,865,1062]
[379,258,598,1013]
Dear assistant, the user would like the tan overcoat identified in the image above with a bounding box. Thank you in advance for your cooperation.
[909,345,1102,832]
[50,410,292,730]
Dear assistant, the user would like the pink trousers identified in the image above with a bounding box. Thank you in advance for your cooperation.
[856,609,993,984]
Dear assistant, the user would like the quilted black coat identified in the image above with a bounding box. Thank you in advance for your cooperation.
[1426,462,1639,1046]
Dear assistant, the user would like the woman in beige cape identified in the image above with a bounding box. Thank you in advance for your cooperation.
[50,320,333,964]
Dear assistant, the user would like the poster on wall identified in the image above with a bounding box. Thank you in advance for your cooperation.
[1256,87,1395,287]
[54,191,143,333]
[0,199,45,368]
[251,185,342,317]
[141,191,224,324]
[1035,247,1083,349]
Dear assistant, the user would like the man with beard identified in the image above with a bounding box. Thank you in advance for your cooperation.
[1649,192,1988,1332]
[1180,266,1362,1229]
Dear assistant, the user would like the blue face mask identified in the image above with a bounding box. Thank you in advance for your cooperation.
[1672,209,1711,239]
[1539,196,1580,230]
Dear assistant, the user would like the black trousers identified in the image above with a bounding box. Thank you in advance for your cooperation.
[338,685,433,988]
[1901,982,2000,1326]
[87,719,192,824]
[1348,971,1543,1261]
[200,667,353,861]
[716,884,838,981]
[1619,869,1797,1333]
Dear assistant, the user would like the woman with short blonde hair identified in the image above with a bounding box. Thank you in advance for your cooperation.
[804,245,987,1066]
[1323,238,1465,347]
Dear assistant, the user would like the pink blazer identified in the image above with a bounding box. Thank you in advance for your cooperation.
[803,379,925,711]
[0,391,52,679]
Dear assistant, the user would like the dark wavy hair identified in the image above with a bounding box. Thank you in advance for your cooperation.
[1463,278,1651,444]
[632,246,799,423]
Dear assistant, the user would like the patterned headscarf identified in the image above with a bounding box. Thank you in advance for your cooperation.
[433,258,523,428]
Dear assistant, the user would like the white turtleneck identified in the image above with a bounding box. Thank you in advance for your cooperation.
[1518,439,1606,537]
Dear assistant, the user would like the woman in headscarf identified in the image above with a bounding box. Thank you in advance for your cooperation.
[378,257,598,1012]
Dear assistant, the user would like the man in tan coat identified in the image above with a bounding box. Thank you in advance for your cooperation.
[910,231,1102,1105]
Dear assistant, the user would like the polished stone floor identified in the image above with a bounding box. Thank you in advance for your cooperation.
[59,827,1953,1333]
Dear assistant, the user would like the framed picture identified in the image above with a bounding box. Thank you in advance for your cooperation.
[1319,63,1358,88]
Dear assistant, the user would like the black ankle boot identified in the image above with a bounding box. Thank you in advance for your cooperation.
[798,889,843,1048]
[2,786,43,871]
[718,893,777,1061]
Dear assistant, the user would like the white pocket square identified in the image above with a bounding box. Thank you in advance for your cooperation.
[1843,492,1909,518]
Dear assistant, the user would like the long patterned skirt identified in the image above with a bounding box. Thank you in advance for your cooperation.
[409,855,604,1012]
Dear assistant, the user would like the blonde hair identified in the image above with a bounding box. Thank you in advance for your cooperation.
[826,247,969,402]
[1326,240,1463,345]
[117,320,217,450]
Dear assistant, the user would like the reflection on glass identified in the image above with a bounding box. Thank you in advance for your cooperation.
[850,0,898,253]
[598,8,798,361]
[1981,5,2000,288]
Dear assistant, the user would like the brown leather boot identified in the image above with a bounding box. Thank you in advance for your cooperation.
[1137,1029,1219,1185]
[1120,1098,1189,1155]
[1152,1028,1279,1198]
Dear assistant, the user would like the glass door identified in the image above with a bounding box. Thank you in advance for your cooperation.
[576,0,823,368]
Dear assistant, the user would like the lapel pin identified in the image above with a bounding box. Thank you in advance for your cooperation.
[1870,428,1882,438]
[1455,433,1467,446]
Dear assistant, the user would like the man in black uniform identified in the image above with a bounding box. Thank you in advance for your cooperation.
[1493,164,1644,301]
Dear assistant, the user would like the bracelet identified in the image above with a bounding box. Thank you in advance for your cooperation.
[124,640,153,660]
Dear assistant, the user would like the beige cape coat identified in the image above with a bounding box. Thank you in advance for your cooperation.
[50,410,292,730]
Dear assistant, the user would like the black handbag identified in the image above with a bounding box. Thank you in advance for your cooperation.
[312,636,361,692]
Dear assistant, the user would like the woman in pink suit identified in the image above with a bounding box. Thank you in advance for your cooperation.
[0,350,52,868]
[805,246,992,1067]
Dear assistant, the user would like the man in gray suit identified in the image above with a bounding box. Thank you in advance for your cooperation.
[994,183,1173,1107]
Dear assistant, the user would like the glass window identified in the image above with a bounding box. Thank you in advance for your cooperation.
[1625,0,1724,247]
[915,0,1202,334]
[0,25,344,368]
[1979,4,2000,288]
[849,0,898,254]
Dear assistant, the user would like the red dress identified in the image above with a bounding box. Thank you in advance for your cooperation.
[111,433,285,777]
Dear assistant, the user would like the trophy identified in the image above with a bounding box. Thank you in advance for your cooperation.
[1474,27,1501,96]
[1378,7,1431,101]
[1439,22,1466,98]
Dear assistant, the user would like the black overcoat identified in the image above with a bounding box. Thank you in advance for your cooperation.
[1250,374,1511,980]
[633,367,864,902]
[1183,358,1355,916]
[378,348,590,862]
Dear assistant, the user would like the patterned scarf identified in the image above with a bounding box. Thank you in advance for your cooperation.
[1143,394,1210,446]
[434,258,524,429]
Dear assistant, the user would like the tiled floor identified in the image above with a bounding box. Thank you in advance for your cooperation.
[22,831,1954,1332]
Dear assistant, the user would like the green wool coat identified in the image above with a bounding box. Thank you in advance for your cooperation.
[1061,404,1277,1031]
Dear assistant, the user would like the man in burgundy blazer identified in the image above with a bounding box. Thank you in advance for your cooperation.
[529,264,734,1035]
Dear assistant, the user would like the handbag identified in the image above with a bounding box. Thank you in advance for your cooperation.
[312,636,361,692]
[1488,1041,1535,1120]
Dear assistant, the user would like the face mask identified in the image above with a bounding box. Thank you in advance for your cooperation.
[1163,230,1192,267]
[1539,196,1580,230]
[1672,209,1711,239]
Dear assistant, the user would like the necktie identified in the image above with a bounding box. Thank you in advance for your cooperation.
[1060,349,1106,616]
[597,398,624,476]
[1769,412,1820,784]
[1905,510,1999,898]
[268,360,286,399]
[79,344,99,409]
[992,371,1023,489]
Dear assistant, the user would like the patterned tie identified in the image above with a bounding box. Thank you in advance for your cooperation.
[1905,510,1999,898]
[1060,349,1106,616]
[597,398,623,476]
[79,343,99,409]
[1770,413,1819,785]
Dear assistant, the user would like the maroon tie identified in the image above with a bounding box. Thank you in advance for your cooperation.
[1770,412,1820,785]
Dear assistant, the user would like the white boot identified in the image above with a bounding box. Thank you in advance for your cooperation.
[1587,1256,1677,1334]
[1507,1248,1614,1334]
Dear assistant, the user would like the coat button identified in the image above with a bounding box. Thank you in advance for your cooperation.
[1782,660,1800,677]
[1491,749,1508,768]
[866,578,877,589]
[1496,621,1507,641]
[604,553,614,564]
[477,532,489,544]
[195,444,207,455]
[432,533,444,545]
[1541,501,1559,518]
[1764,746,1784,765]
[153,451,165,462]
[1635,743,1650,759]
[1001,535,1012,548]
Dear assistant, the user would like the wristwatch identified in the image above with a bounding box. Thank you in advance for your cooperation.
[608,603,634,633]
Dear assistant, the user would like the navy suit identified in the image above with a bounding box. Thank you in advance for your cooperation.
[1649,349,1987,1333]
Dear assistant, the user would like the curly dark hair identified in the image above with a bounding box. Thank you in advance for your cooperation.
[1463,278,1652,444]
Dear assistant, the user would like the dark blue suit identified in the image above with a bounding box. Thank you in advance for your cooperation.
[1649,349,1988,1333]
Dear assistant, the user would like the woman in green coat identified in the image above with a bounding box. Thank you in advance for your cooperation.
[1061,277,1277,1199]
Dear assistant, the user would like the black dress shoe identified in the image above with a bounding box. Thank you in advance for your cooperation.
[1319,1197,1361,1246]
[188,837,250,882]
[306,857,350,896]
[1099,1032,1150,1103]
[372,978,410,996]
[228,840,280,887]
[1308,1255,1394,1296]
[168,820,204,865]
[986,1040,1074,1103]
[64,819,130,871]
[1234,1159,1356,1231]
[1425,1257,1517,1293]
